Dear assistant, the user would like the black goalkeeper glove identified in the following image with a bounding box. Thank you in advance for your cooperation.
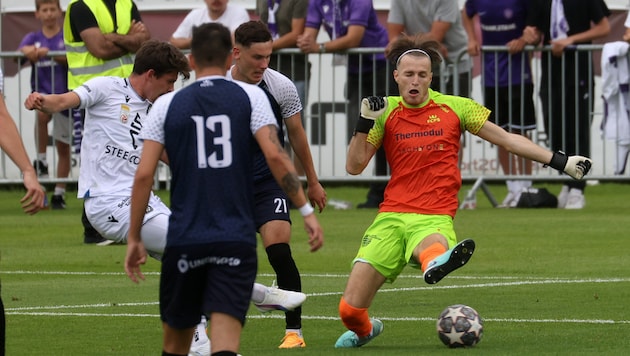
[354,96,387,134]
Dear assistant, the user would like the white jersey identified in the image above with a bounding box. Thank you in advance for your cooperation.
[226,66,302,120]
[74,76,151,198]
[142,75,277,145]
[171,3,250,37]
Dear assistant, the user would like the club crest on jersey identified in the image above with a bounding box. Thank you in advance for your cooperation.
[120,104,130,123]
[427,114,440,124]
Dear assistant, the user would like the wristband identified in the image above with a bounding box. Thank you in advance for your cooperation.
[354,117,375,134]
[299,203,314,217]
[546,150,568,171]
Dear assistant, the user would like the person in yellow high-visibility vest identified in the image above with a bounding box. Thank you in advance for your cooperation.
[64,0,149,89]
[63,0,150,245]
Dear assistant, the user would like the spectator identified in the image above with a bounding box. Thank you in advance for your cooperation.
[256,0,309,106]
[18,0,70,209]
[601,10,630,175]
[461,0,537,207]
[170,0,250,49]
[257,0,310,174]
[387,0,472,97]
[335,34,591,348]
[227,20,327,349]
[297,0,395,209]
[124,23,323,355]
[0,67,46,356]
[64,0,150,243]
[624,8,630,43]
[524,0,610,209]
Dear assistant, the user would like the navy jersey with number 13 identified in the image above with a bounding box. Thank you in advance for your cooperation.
[140,76,279,247]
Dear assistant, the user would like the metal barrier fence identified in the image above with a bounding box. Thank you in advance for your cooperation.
[1,44,629,186]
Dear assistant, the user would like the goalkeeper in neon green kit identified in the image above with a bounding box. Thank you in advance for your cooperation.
[335,34,592,348]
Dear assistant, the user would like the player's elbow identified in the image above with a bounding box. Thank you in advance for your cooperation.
[346,161,364,175]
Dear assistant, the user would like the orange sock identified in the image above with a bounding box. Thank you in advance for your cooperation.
[419,242,448,272]
[338,297,372,337]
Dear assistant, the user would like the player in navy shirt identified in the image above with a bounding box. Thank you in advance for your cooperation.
[125,23,324,355]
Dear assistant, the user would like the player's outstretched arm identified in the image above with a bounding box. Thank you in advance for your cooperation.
[255,124,324,252]
[476,121,592,179]
[24,92,80,114]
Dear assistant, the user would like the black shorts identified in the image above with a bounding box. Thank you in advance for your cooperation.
[484,83,536,131]
[159,242,257,329]
[253,176,291,230]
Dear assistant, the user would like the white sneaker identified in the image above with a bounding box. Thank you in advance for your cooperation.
[498,191,516,208]
[557,185,569,208]
[189,320,211,356]
[254,284,306,313]
[564,188,585,209]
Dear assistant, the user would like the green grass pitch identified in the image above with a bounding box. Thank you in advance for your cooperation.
[1,182,629,355]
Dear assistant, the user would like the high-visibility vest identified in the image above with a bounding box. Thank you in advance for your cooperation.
[64,0,135,89]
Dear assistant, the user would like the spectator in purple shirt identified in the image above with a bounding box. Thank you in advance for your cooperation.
[462,0,537,207]
[524,0,610,209]
[297,0,395,209]
[18,0,71,210]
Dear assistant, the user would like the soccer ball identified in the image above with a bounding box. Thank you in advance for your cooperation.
[436,304,483,348]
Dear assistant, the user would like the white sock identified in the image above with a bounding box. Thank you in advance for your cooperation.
[36,153,47,163]
[286,328,302,337]
[520,180,532,190]
[54,187,65,196]
[506,180,517,193]
[251,282,267,304]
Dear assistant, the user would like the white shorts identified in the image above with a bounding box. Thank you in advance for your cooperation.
[51,112,72,145]
[84,193,170,255]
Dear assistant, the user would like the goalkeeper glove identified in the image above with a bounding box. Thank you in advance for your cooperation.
[355,96,387,134]
[361,96,387,120]
[546,151,592,180]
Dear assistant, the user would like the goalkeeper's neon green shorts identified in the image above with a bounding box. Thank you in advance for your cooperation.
[352,212,457,283]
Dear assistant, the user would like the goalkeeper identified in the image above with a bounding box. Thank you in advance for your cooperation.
[335,34,592,349]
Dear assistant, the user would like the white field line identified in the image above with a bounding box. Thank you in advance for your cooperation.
[3,270,626,281]
[4,273,630,324]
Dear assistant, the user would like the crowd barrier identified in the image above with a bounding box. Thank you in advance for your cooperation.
[1,44,629,188]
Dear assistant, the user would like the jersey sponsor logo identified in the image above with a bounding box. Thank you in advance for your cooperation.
[397,143,446,153]
[105,144,141,165]
[480,23,517,32]
[125,95,131,103]
[107,214,119,223]
[394,128,444,141]
[177,254,242,273]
